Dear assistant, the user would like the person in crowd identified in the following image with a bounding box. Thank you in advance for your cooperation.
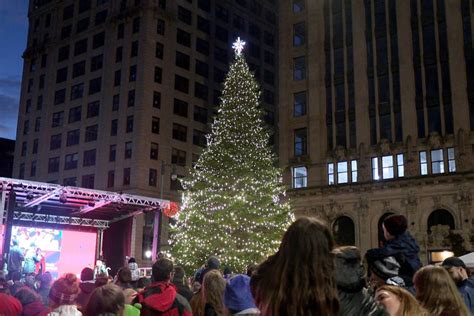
[375,285,428,316]
[25,273,37,290]
[332,246,385,316]
[196,257,220,284]
[48,273,82,315]
[250,217,339,316]
[23,247,37,276]
[223,267,232,280]
[34,248,45,275]
[14,286,50,316]
[245,264,256,278]
[202,270,226,316]
[136,277,151,292]
[192,281,202,294]
[0,292,22,315]
[128,257,140,286]
[36,272,52,306]
[83,283,125,316]
[367,256,405,291]
[224,274,260,316]
[123,288,138,305]
[76,267,98,311]
[135,258,192,315]
[442,256,474,314]
[94,259,109,278]
[414,265,470,316]
[116,266,134,289]
[366,214,421,286]
[94,272,110,287]
[9,271,25,295]
[8,239,24,280]
[172,266,193,302]
[190,288,206,316]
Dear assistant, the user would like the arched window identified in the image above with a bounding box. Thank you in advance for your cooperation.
[333,216,355,246]
[427,209,455,233]
[378,212,395,247]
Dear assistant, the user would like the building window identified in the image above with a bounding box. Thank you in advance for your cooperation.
[328,163,335,185]
[34,117,41,132]
[58,45,69,62]
[294,128,307,156]
[197,16,210,33]
[328,160,358,185]
[193,130,207,147]
[196,38,209,55]
[63,177,76,186]
[48,157,60,173]
[292,166,307,188]
[293,22,305,47]
[73,61,86,78]
[19,163,25,179]
[382,156,394,179]
[174,99,188,117]
[171,148,186,166]
[337,161,348,184]
[89,78,102,95]
[32,139,38,154]
[52,111,64,128]
[50,134,62,150]
[177,29,191,47]
[74,38,87,56]
[397,154,404,177]
[420,151,428,175]
[294,91,307,117]
[30,161,37,177]
[83,149,96,167]
[123,168,131,185]
[293,0,305,12]
[132,17,140,33]
[153,91,161,108]
[174,75,189,93]
[117,23,124,39]
[125,142,132,159]
[128,90,135,107]
[109,144,116,162]
[173,123,187,142]
[54,89,66,105]
[176,51,190,69]
[114,70,121,86]
[85,124,98,142]
[194,106,207,124]
[448,147,456,172]
[293,56,306,80]
[21,141,27,157]
[431,149,444,174]
[195,60,209,78]
[178,6,192,25]
[131,41,138,57]
[149,169,157,186]
[36,95,43,110]
[157,19,165,35]
[66,129,80,146]
[155,42,164,59]
[351,160,358,182]
[107,171,115,188]
[116,47,123,63]
[152,117,160,134]
[126,115,134,133]
[82,174,95,189]
[92,32,105,48]
[111,119,118,136]
[87,101,100,118]
[155,67,162,83]
[195,82,208,100]
[150,142,158,160]
[56,67,68,83]
[372,157,380,180]
[129,65,137,82]
[65,153,78,170]
[71,83,84,100]
[90,54,103,72]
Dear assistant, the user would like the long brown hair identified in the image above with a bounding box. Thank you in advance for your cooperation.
[83,283,125,316]
[414,265,470,316]
[376,285,428,316]
[202,270,226,316]
[250,217,339,316]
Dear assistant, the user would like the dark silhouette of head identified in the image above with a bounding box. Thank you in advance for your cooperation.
[80,267,94,282]
[152,258,174,282]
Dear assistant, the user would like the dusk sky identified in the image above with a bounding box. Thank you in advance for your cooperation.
[0,1,29,140]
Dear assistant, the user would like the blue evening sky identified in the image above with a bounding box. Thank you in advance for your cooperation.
[0,1,29,140]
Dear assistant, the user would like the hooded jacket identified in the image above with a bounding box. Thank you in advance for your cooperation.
[366,232,422,286]
[334,248,387,316]
[136,282,192,316]
[76,282,97,310]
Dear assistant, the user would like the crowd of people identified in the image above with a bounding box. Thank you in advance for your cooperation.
[1,214,473,315]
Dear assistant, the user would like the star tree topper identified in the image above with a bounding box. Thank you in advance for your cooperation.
[232,37,246,56]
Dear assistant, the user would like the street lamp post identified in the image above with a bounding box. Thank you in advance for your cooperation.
[151,160,176,262]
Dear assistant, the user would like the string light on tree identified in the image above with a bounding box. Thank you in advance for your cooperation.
[170,38,292,273]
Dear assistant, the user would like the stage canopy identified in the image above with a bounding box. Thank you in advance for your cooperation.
[0,177,169,229]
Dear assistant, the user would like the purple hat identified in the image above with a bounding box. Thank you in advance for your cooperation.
[224,274,256,313]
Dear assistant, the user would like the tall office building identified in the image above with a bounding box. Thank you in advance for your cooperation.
[14,0,278,263]
[279,0,474,260]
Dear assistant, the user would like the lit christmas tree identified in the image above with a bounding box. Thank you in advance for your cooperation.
[171,38,292,273]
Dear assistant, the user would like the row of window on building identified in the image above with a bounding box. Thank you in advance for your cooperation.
[292,147,456,188]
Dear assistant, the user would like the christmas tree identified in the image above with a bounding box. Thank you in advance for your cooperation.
[171,38,292,273]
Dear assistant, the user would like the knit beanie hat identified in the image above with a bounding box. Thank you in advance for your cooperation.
[383,215,408,236]
[49,273,80,305]
[224,274,257,313]
[370,256,400,281]
[128,257,136,264]
[0,293,22,315]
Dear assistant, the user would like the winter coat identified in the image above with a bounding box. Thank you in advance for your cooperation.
[365,232,422,286]
[129,262,141,282]
[76,282,97,310]
[172,281,193,303]
[37,286,51,306]
[22,300,50,316]
[457,277,474,315]
[8,245,24,273]
[136,282,192,316]
[47,305,82,316]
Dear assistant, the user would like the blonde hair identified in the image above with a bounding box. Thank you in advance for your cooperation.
[202,270,226,316]
[414,265,470,316]
[376,285,428,316]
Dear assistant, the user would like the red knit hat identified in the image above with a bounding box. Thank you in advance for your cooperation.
[383,214,408,236]
[0,293,22,315]
[49,273,80,305]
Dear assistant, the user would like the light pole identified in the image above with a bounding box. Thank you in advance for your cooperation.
[151,160,176,262]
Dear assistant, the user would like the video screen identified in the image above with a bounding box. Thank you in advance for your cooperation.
[11,226,97,279]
